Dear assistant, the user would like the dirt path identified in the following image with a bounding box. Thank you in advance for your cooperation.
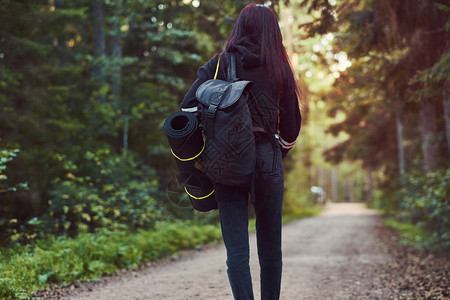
[57,203,402,300]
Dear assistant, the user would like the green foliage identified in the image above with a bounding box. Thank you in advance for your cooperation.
[0,221,222,299]
[372,186,402,217]
[374,169,450,250]
[0,217,42,249]
[399,169,450,249]
[0,149,33,247]
[46,150,162,236]
[284,162,317,215]
[282,207,323,223]
[408,50,450,103]
[0,149,28,193]
[384,219,438,250]
[0,0,250,241]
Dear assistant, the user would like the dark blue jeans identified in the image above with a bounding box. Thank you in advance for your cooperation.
[215,134,284,300]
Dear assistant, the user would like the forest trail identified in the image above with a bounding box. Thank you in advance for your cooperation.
[62,203,394,300]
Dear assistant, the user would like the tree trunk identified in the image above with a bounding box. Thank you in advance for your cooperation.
[54,1,69,68]
[419,100,440,173]
[93,0,105,60]
[106,1,130,153]
[80,2,87,53]
[395,102,406,186]
[366,169,373,203]
[108,7,126,151]
[54,0,63,9]
[110,25,122,103]
[93,0,106,102]
[349,177,354,203]
[331,166,338,202]
[443,81,450,158]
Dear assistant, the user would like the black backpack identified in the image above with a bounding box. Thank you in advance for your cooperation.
[196,53,268,186]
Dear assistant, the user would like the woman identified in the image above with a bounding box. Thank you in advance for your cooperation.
[181,3,301,299]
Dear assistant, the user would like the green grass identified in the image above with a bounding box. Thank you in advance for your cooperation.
[282,206,323,223]
[0,221,221,299]
[384,218,437,250]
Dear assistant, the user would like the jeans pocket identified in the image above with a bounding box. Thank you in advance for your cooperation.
[251,146,283,204]
[255,136,284,178]
[255,151,276,174]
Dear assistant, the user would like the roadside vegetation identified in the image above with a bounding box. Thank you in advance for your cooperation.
[0,221,221,299]
[381,169,449,250]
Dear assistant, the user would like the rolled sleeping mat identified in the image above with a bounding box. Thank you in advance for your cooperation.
[163,111,217,212]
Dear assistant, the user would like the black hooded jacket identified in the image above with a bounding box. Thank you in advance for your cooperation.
[181,40,301,156]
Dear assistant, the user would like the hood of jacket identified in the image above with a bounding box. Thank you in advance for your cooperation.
[229,38,261,68]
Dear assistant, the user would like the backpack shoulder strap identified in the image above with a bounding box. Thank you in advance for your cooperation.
[214,56,221,80]
[227,53,237,82]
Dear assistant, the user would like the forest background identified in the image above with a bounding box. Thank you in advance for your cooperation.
[0,0,448,298]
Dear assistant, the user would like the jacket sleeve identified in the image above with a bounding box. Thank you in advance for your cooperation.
[180,56,220,112]
[278,71,301,158]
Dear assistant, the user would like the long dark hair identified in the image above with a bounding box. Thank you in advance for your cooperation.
[223,4,300,101]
